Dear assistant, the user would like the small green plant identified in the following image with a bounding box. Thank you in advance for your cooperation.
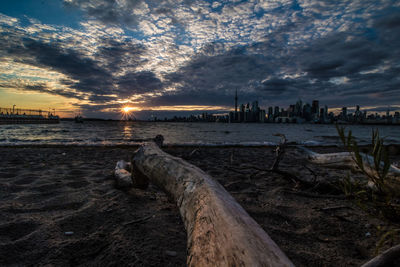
[375,226,400,255]
[336,125,390,194]
[339,173,367,198]
[336,125,400,253]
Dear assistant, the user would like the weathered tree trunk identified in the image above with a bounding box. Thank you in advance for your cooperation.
[299,146,400,177]
[361,243,400,267]
[131,142,294,267]
[299,146,400,194]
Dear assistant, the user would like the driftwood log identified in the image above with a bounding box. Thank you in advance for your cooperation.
[124,141,294,266]
[361,243,400,267]
[299,146,400,194]
[299,146,400,177]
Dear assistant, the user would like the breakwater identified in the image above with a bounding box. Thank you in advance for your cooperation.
[0,107,59,124]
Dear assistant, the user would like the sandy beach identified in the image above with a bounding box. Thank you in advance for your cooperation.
[1,145,399,266]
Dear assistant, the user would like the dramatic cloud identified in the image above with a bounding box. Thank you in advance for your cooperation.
[0,16,160,106]
[117,71,162,96]
[0,0,399,118]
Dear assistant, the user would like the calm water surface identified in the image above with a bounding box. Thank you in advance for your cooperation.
[0,121,399,146]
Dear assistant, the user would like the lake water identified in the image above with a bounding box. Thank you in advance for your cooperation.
[0,121,399,146]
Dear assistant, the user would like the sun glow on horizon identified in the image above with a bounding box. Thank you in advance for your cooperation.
[120,106,139,120]
[122,106,138,113]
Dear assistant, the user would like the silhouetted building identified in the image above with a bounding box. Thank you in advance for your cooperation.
[303,103,312,121]
[222,96,398,125]
[289,105,295,117]
[342,107,347,119]
[295,99,303,117]
[268,107,273,120]
[229,111,234,123]
[234,89,238,122]
[311,100,319,120]
[239,104,245,122]
[274,106,280,118]
[259,110,266,122]
[312,100,319,113]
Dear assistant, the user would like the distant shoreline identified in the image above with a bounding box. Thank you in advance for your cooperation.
[1,144,399,150]
[58,118,400,126]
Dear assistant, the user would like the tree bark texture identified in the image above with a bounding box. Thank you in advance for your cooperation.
[132,142,294,267]
[361,244,400,267]
[299,146,400,177]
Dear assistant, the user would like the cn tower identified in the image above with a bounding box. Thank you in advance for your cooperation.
[235,89,238,122]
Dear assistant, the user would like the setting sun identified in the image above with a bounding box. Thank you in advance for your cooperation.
[122,106,136,113]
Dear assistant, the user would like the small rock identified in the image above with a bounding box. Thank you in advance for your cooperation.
[165,250,177,257]
[62,153,66,156]
[64,231,74,235]
[365,232,371,237]
[365,224,371,228]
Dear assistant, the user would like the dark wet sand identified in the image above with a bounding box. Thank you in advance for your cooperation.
[0,145,399,266]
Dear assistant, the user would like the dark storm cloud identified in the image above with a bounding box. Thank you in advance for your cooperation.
[95,38,146,72]
[4,37,114,97]
[2,0,400,118]
[151,5,400,108]
[155,38,299,106]
[300,34,389,80]
[153,59,267,106]
[117,71,162,96]
[304,60,344,79]
[260,78,292,93]
[0,28,162,100]
[163,46,274,97]
[146,85,273,109]
[147,91,236,107]
[25,40,113,93]
[290,28,398,101]
[24,84,86,100]
[374,12,400,29]
[372,11,400,61]
[50,0,400,112]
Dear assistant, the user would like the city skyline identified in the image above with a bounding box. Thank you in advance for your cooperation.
[1,96,398,119]
[0,1,400,119]
[157,95,400,124]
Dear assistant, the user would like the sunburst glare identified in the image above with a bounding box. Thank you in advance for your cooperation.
[121,106,137,120]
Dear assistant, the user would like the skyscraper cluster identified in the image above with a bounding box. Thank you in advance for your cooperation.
[152,91,400,124]
[265,99,330,123]
[229,92,326,123]
[229,90,266,122]
[227,91,400,124]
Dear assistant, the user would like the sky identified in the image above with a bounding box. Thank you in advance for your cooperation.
[0,0,399,119]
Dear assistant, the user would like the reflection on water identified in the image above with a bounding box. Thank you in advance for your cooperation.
[123,124,133,139]
[0,121,399,146]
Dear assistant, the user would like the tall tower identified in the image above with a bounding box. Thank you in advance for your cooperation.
[234,89,238,122]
